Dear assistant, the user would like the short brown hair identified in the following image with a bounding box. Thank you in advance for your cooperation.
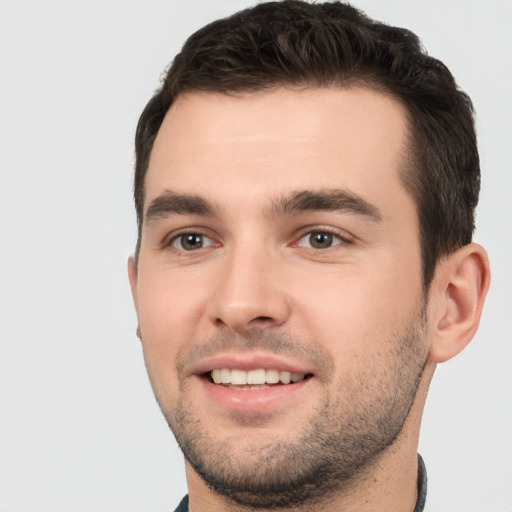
[134,0,479,290]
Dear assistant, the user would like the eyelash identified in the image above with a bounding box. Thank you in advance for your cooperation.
[162,226,353,253]
[291,226,353,250]
[162,229,218,252]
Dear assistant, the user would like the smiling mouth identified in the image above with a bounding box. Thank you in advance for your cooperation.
[207,368,313,390]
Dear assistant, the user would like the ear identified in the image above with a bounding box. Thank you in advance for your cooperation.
[428,243,490,363]
[128,256,140,332]
[127,256,140,316]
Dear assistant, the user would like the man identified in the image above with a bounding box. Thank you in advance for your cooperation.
[127,1,490,511]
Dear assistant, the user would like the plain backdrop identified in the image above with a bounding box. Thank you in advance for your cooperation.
[0,1,511,511]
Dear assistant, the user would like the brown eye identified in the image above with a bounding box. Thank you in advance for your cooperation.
[309,232,333,248]
[298,231,344,249]
[173,233,212,251]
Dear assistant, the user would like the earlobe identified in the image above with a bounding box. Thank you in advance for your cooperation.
[429,243,490,363]
[128,256,143,340]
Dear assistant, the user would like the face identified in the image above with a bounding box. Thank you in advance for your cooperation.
[129,87,429,507]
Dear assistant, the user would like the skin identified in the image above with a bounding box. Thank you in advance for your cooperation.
[128,87,490,511]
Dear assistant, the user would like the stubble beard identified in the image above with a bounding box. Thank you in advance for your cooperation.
[152,310,428,509]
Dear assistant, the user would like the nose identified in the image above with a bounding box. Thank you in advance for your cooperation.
[206,244,291,333]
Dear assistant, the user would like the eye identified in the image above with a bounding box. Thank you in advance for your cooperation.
[171,233,215,251]
[297,230,345,249]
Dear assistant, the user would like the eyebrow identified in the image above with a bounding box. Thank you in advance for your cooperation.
[145,191,218,223]
[144,188,382,224]
[268,189,382,221]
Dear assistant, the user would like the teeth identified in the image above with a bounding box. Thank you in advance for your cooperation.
[280,371,291,384]
[212,369,222,384]
[210,368,307,386]
[221,368,231,384]
[228,384,270,390]
[266,369,280,384]
[247,369,266,385]
[231,369,247,385]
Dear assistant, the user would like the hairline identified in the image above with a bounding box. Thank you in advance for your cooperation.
[137,79,417,223]
[135,83,430,290]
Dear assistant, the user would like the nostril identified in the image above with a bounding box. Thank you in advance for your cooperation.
[214,317,226,327]
[247,316,276,328]
[213,314,278,333]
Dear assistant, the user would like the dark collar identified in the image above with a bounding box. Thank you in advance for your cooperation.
[414,453,428,512]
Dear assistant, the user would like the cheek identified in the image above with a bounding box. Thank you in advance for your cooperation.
[137,264,206,332]
[135,273,200,381]
[292,261,422,360]
[136,284,192,411]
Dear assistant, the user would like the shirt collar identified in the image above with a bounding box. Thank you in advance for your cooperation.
[414,453,428,512]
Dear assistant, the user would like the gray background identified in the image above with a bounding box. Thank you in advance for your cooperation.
[1,1,511,510]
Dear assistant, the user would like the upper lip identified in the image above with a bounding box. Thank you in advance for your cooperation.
[190,352,315,376]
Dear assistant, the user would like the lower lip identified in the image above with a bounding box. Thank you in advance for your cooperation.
[199,376,311,413]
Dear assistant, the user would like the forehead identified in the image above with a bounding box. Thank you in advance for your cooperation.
[145,87,412,215]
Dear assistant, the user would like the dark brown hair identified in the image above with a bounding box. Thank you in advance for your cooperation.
[134,0,479,290]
